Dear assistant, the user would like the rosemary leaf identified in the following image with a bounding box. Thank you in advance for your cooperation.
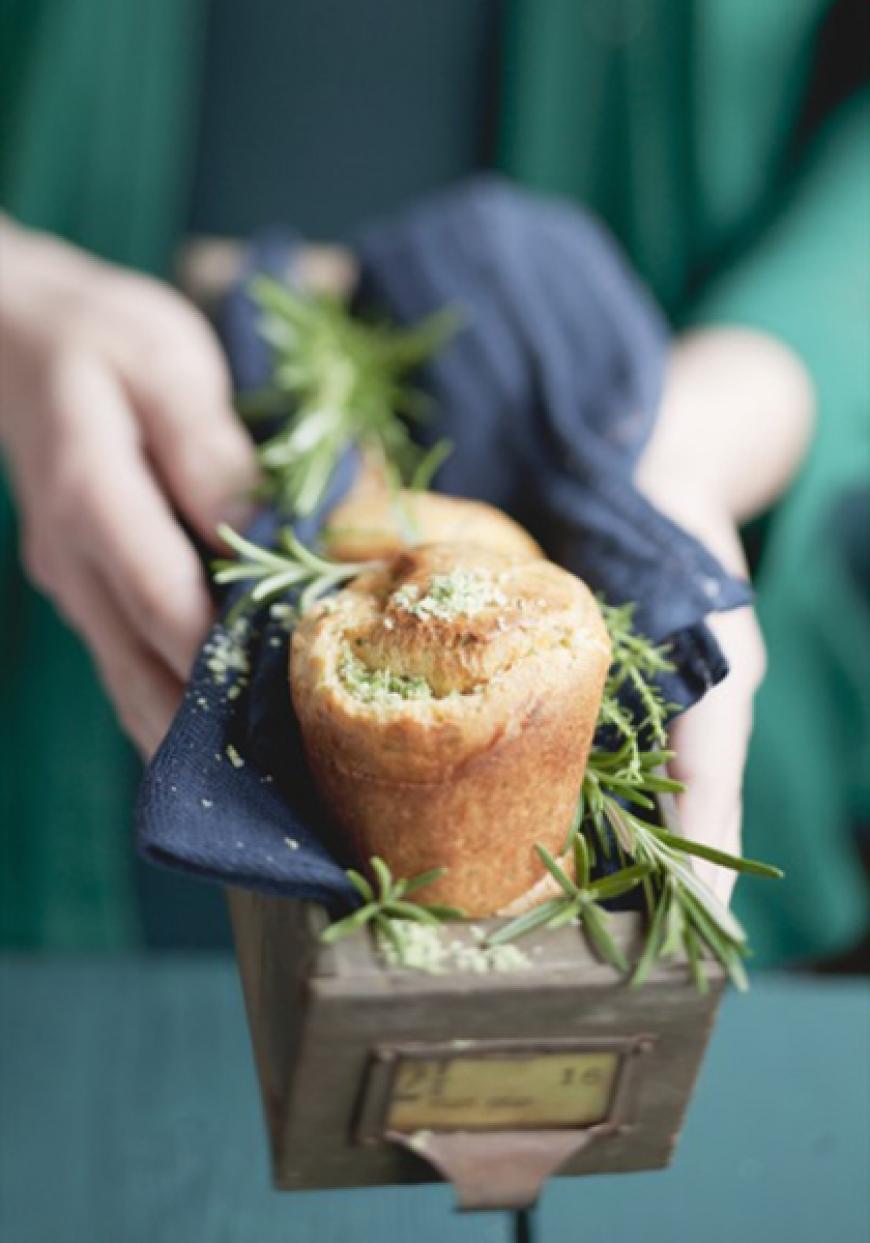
[320,857,462,946]
[581,901,628,973]
[534,844,578,897]
[648,827,785,878]
[401,866,448,896]
[635,775,685,795]
[660,895,686,960]
[588,863,651,901]
[374,913,402,953]
[418,904,465,921]
[631,882,671,988]
[546,905,582,930]
[487,899,566,946]
[668,860,748,946]
[370,856,393,901]
[573,832,592,890]
[320,902,378,943]
[346,869,374,902]
[410,438,454,491]
[213,524,379,620]
[384,901,442,926]
[720,946,751,993]
[683,925,709,994]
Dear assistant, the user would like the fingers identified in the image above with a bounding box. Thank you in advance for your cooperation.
[20,361,201,753]
[57,562,184,758]
[103,280,260,544]
[136,370,260,544]
[46,356,215,683]
[669,698,747,906]
[3,232,240,756]
[668,607,765,907]
[82,460,214,683]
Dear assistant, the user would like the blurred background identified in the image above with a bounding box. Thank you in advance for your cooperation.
[2,5,869,1242]
[1,0,868,964]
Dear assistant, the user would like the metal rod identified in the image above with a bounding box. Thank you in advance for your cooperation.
[513,1207,536,1243]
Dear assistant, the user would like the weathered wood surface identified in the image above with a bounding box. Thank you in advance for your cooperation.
[227,890,725,1197]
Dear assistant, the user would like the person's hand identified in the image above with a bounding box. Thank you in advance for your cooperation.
[635,485,767,908]
[668,584,767,907]
[0,217,259,756]
[640,488,767,909]
[637,327,813,905]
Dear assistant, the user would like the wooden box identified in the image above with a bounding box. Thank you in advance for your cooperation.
[228,890,725,1210]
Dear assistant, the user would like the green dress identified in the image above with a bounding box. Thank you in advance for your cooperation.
[500,0,870,964]
[0,0,206,948]
[2,0,866,962]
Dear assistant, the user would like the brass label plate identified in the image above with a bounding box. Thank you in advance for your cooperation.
[385,1050,620,1132]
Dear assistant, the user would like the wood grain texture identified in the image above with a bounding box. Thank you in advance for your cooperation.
[229,895,725,1196]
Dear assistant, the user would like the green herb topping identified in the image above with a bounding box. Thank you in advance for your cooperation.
[339,646,433,704]
[378,921,531,975]
[391,569,507,622]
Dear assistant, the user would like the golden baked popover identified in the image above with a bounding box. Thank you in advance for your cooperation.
[291,542,610,916]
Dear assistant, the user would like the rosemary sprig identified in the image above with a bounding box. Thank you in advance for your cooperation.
[321,856,464,947]
[488,839,650,972]
[241,277,458,516]
[215,513,781,989]
[410,438,454,492]
[378,437,456,549]
[212,523,377,618]
[597,600,677,763]
[581,606,782,990]
[490,604,782,991]
[602,798,781,991]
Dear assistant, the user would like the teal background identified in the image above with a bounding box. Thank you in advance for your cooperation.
[1,962,867,1242]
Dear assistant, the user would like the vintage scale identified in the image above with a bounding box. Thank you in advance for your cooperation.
[227,888,724,1211]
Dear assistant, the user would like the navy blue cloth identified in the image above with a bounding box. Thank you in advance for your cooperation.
[137,455,360,909]
[137,177,751,907]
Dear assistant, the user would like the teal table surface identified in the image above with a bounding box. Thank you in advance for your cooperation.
[1,959,867,1243]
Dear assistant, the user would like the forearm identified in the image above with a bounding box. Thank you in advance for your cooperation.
[632,326,814,901]
[636,327,815,573]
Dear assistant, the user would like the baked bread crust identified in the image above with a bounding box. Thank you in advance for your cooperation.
[323,484,542,564]
[291,542,610,916]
